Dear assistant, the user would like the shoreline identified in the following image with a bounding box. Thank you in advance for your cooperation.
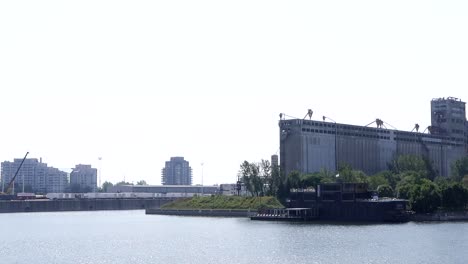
[146,208,468,222]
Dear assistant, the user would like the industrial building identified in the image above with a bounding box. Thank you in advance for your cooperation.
[279,97,468,177]
[108,185,218,196]
[70,164,98,192]
[161,157,192,185]
[1,158,68,194]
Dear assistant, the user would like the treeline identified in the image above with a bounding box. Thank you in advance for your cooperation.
[97,180,148,193]
[238,155,468,213]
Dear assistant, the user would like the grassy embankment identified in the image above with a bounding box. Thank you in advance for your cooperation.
[161,196,284,210]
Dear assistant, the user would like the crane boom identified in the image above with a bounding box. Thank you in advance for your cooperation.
[4,152,29,195]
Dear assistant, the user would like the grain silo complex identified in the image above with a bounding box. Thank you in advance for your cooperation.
[279,97,468,177]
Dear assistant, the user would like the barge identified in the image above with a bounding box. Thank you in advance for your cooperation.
[251,183,410,222]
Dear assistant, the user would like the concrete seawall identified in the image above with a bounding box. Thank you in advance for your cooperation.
[146,208,254,217]
[0,198,176,213]
[411,211,468,222]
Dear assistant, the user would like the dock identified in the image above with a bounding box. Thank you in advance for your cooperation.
[251,208,318,221]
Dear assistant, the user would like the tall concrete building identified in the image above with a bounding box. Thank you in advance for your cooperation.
[70,164,98,192]
[279,97,467,177]
[161,157,192,185]
[1,158,68,193]
[271,154,279,168]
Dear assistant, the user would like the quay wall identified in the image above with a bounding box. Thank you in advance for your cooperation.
[0,198,176,213]
[146,208,254,217]
[411,211,468,222]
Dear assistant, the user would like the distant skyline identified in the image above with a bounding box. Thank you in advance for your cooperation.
[1,1,467,186]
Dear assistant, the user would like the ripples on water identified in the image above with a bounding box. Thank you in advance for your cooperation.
[0,211,466,264]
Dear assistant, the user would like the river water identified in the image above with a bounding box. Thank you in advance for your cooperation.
[0,210,466,264]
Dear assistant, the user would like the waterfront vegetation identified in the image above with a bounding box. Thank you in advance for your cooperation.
[239,156,468,214]
[161,196,284,210]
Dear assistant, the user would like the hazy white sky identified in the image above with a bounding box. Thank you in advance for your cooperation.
[1,1,467,185]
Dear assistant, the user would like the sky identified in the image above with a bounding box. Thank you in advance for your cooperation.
[1,1,467,186]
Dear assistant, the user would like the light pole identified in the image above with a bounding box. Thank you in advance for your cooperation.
[323,116,338,172]
[201,162,204,196]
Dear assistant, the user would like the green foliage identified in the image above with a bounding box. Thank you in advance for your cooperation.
[240,155,468,213]
[379,171,400,190]
[440,183,468,210]
[301,173,325,188]
[287,171,301,189]
[368,174,389,190]
[377,184,394,198]
[463,175,468,188]
[239,161,262,196]
[409,180,441,213]
[115,181,132,186]
[136,180,148,186]
[452,157,468,181]
[239,160,284,197]
[395,172,422,199]
[337,164,367,183]
[101,181,114,192]
[161,196,284,210]
[390,155,437,180]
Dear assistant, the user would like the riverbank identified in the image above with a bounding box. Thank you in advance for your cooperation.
[0,198,176,213]
[146,208,254,217]
[146,196,281,217]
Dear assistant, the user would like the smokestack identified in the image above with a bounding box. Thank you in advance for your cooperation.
[40,157,42,163]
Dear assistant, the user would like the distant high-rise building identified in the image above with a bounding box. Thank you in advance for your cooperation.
[271,154,279,168]
[70,164,98,192]
[161,157,192,185]
[1,158,67,194]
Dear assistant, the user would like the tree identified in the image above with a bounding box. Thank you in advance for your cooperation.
[440,183,468,210]
[261,160,275,196]
[337,164,367,183]
[115,181,132,186]
[136,180,148,186]
[384,171,400,190]
[368,175,389,190]
[287,171,301,189]
[390,155,436,180]
[396,172,422,199]
[409,180,441,213]
[101,181,114,192]
[452,157,468,181]
[238,161,263,196]
[269,161,283,197]
[377,184,394,198]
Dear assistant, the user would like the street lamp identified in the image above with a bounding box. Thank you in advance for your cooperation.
[201,162,204,196]
[323,116,338,172]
